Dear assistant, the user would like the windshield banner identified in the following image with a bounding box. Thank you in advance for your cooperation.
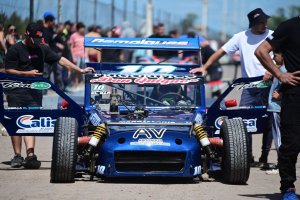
[84,37,200,51]
[90,74,202,85]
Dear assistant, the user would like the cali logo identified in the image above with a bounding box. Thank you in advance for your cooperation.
[133,128,167,139]
[118,65,176,74]
[16,115,56,129]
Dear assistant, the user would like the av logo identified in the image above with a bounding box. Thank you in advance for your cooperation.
[133,128,167,139]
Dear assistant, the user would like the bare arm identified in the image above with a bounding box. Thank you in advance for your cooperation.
[190,48,226,74]
[5,69,42,77]
[255,41,282,78]
[255,41,300,86]
[58,57,95,74]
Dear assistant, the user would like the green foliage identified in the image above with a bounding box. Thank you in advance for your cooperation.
[0,11,29,35]
[180,13,197,34]
[268,6,300,30]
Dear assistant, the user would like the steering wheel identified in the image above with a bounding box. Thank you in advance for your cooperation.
[158,92,186,106]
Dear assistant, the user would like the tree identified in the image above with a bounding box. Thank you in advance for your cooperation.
[0,13,8,25]
[180,13,197,34]
[5,12,29,34]
[268,6,300,30]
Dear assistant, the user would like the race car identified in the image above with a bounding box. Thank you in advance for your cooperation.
[0,37,270,184]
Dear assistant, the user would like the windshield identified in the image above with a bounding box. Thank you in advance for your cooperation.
[89,74,202,108]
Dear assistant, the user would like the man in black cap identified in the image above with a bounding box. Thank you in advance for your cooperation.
[4,23,94,169]
[255,16,300,200]
[190,8,273,165]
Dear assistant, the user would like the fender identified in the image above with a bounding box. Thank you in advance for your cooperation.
[206,76,269,136]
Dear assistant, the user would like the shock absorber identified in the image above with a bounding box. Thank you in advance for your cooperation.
[85,123,107,156]
[194,124,214,159]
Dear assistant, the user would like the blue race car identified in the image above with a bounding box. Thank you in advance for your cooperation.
[0,37,270,184]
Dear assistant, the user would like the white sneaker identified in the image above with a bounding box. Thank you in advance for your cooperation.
[266,169,279,175]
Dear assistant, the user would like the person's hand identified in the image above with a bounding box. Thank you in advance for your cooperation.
[80,67,95,74]
[189,67,206,75]
[278,71,300,86]
[263,71,273,82]
[272,90,282,100]
[25,70,43,77]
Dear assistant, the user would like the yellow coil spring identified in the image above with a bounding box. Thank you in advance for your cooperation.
[93,124,107,140]
[194,124,208,140]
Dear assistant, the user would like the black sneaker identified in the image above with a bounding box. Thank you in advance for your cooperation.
[22,155,41,169]
[11,154,24,168]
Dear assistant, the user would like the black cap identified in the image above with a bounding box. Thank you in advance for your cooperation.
[247,8,270,28]
[26,23,44,44]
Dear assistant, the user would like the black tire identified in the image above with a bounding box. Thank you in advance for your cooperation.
[51,117,78,183]
[221,118,250,184]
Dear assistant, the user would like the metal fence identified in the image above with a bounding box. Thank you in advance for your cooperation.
[0,0,180,35]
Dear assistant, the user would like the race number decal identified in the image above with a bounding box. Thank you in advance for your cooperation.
[118,65,177,74]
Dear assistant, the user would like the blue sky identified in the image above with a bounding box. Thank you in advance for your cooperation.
[102,0,300,34]
[1,0,299,35]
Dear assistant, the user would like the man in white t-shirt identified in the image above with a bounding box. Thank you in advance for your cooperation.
[190,8,273,164]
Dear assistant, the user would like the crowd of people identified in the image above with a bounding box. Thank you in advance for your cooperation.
[0,8,299,200]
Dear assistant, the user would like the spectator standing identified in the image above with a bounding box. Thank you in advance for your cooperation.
[69,22,86,85]
[43,11,64,90]
[63,20,73,40]
[0,24,6,69]
[149,23,170,59]
[255,16,300,200]
[168,30,180,58]
[4,23,94,169]
[5,24,16,49]
[94,25,102,36]
[265,50,286,175]
[85,26,101,62]
[121,21,136,62]
[101,26,123,62]
[190,8,273,164]
[54,23,70,91]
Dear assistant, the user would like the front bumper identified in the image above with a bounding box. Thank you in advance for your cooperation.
[96,131,202,177]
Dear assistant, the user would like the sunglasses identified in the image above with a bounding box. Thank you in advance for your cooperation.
[9,28,16,32]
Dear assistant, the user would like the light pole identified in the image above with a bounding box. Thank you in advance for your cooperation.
[57,0,62,23]
[221,0,227,42]
[29,0,34,23]
[111,0,115,27]
[202,0,208,37]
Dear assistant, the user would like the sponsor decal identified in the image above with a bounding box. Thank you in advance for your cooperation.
[193,166,201,176]
[0,80,50,90]
[89,113,102,126]
[90,74,199,85]
[117,120,177,124]
[91,84,110,95]
[30,82,51,90]
[243,118,257,132]
[214,117,257,133]
[215,116,226,130]
[97,165,105,175]
[231,80,271,90]
[118,65,177,74]
[130,139,170,146]
[133,128,167,139]
[16,115,56,133]
[90,38,189,46]
[130,128,170,146]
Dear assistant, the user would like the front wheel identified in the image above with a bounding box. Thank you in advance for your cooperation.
[221,118,250,184]
[51,117,78,183]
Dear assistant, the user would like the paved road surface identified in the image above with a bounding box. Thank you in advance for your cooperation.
[0,135,299,200]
